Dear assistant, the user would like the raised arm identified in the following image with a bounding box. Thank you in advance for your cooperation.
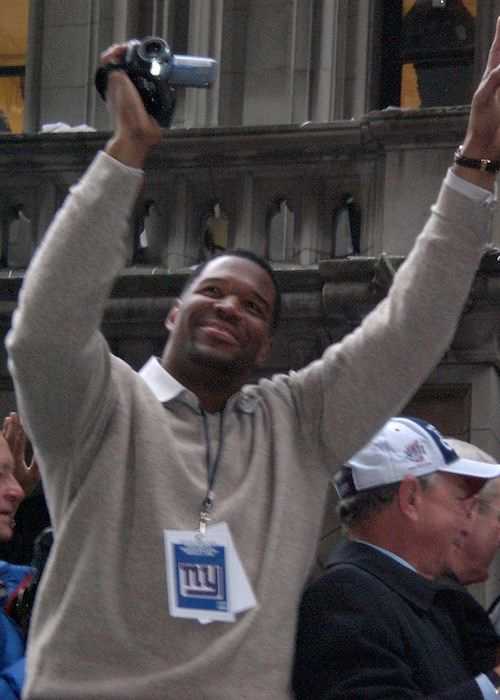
[455,17,500,190]
[6,46,161,468]
[284,19,500,469]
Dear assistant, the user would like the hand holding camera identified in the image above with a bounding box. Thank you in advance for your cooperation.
[96,37,217,128]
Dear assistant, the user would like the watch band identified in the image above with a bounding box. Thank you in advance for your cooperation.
[454,144,500,174]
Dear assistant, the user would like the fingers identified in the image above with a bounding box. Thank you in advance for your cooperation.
[106,70,163,140]
[4,412,26,461]
[100,43,128,66]
[3,411,18,430]
[22,452,41,497]
[3,413,20,450]
[106,69,134,99]
[0,412,40,496]
[105,70,151,128]
[484,17,500,76]
[473,62,500,110]
[2,415,11,440]
[100,40,162,166]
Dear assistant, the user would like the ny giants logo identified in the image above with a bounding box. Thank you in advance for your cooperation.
[179,563,225,600]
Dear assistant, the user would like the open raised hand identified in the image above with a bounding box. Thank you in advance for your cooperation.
[2,412,40,498]
[462,18,500,165]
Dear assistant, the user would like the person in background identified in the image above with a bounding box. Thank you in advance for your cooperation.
[0,414,49,567]
[434,439,500,677]
[445,439,500,587]
[445,440,500,635]
[293,417,500,699]
[0,413,38,698]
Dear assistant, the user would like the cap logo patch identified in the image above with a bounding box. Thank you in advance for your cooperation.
[410,418,457,465]
[404,440,427,463]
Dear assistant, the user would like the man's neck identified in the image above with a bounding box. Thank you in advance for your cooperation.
[161,356,248,413]
[348,525,436,580]
[352,538,416,572]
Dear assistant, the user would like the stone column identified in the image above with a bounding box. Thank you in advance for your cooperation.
[164,175,191,271]
[241,0,313,126]
[343,0,376,118]
[309,0,348,122]
[236,172,255,249]
[25,0,114,131]
[297,186,320,266]
[309,0,377,121]
[183,0,223,127]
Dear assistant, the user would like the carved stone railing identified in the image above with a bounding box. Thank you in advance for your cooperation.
[3,106,498,386]
[320,249,500,369]
[1,248,500,380]
[0,106,472,274]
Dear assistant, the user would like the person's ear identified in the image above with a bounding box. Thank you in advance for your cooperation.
[165,299,181,332]
[398,476,421,521]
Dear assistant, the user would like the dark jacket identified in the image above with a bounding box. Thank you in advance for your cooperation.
[293,539,498,700]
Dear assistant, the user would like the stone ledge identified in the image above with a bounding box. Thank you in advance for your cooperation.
[0,106,471,174]
[1,251,500,363]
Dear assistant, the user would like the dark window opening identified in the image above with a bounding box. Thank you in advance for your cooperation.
[380,0,477,109]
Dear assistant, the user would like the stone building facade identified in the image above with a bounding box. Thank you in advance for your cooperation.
[2,0,500,602]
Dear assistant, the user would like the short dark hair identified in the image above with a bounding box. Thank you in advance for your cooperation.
[337,473,436,531]
[182,249,282,330]
[337,482,400,531]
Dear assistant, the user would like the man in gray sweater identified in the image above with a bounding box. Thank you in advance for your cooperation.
[7,24,500,700]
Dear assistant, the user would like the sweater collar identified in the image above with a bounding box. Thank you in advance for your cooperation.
[139,357,185,403]
[139,356,259,414]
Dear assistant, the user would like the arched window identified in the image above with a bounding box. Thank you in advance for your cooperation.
[266,198,295,263]
[201,201,229,260]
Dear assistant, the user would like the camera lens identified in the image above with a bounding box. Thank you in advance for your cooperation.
[141,38,168,60]
[146,41,162,54]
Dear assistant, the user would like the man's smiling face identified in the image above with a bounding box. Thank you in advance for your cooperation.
[166,255,275,375]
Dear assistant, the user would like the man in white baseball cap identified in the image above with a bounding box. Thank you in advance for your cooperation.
[293,416,500,700]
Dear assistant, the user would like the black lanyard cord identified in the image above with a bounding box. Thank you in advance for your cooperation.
[200,409,225,527]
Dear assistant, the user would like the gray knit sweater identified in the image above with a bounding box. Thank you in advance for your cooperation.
[7,153,492,699]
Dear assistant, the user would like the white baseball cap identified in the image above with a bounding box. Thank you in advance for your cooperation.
[334,417,500,498]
